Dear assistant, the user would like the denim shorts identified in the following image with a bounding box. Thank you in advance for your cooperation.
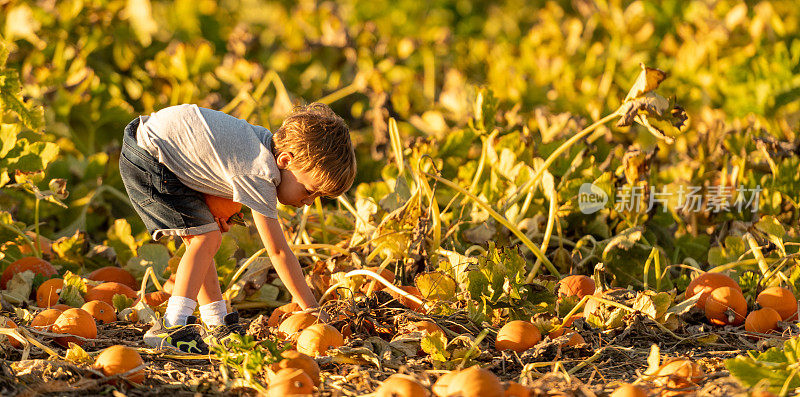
[119,117,218,240]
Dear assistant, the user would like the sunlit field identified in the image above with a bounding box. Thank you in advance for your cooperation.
[1,0,799,395]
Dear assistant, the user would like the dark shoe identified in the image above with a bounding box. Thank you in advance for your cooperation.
[143,315,209,354]
[204,312,244,347]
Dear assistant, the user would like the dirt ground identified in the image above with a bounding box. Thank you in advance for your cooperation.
[0,297,765,397]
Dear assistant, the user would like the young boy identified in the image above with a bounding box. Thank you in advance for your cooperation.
[118,103,356,354]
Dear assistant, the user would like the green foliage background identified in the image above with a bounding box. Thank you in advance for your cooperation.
[0,0,799,291]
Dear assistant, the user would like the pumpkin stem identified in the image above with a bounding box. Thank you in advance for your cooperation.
[592,262,609,293]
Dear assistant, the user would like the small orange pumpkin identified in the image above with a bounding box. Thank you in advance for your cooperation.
[745,307,782,334]
[610,383,647,397]
[277,312,318,340]
[685,272,741,309]
[30,308,64,331]
[203,194,242,221]
[408,320,444,335]
[432,370,460,397]
[550,329,585,347]
[495,320,541,353]
[36,278,64,308]
[756,286,797,321]
[296,323,344,357]
[504,381,531,397]
[52,308,97,347]
[0,256,57,289]
[86,267,138,290]
[83,282,137,305]
[141,290,171,307]
[93,345,145,384]
[81,300,117,325]
[266,368,314,397]
[446,365,503,397]
[375,374,429,397]
[705,286,747,326]
[557,275,595,299]
[270,349,320,386]
[268,302,301,327]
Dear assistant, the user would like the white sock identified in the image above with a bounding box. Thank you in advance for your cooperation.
[164,296,197,327]
[199,300,228,327]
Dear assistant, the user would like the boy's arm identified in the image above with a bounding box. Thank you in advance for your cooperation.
[251,211,319,311]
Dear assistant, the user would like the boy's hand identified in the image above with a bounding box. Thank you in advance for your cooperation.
[215,217,231,232]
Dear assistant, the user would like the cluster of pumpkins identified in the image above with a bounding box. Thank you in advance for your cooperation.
[0,254,178,385]
[684,272,798,333]
[1,257,171,347]
[4,240,795,394]
[556,271,798,333]
[364,270,796,396]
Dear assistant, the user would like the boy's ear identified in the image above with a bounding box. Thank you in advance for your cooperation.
[276,152,293,169]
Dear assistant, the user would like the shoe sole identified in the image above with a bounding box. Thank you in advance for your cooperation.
[143,329,172,350]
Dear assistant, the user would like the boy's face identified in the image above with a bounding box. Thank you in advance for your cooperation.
[275,152,322,207]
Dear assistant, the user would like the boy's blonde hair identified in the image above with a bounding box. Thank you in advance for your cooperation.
[273,103,356,198]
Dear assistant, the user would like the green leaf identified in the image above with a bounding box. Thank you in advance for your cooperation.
[674,234,710,264]
[105,219,138,265]
[633,290,673,320]
[112,293,135,312]
[52,231,89,265]
[26,142,59,169]
[63,270,87,294]
[60,271,87,308]
[466,268,489,302]
[602,227,644,260]
[64,343,93,365]
[438,128,477,159]
[420,331,448,363]
[125,243,170,283]
[0,123,19,158]
[725,336,800,393]
[59,285,85,308]
[755,215,786,239]
[708,235,747,267]
[227,224,263,258]
[415,272,457,301]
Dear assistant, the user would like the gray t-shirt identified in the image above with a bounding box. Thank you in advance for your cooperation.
[135,104,281,218]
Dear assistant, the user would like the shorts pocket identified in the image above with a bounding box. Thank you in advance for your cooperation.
[119,153,155,207]
[154,163,196,196]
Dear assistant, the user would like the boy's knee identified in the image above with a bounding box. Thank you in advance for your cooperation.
[186,230,222,255]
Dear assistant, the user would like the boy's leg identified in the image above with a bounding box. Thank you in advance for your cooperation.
[197,258,223,305]
[163,231,221,327]
[197,261,227,327]
[194,253,245,345]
